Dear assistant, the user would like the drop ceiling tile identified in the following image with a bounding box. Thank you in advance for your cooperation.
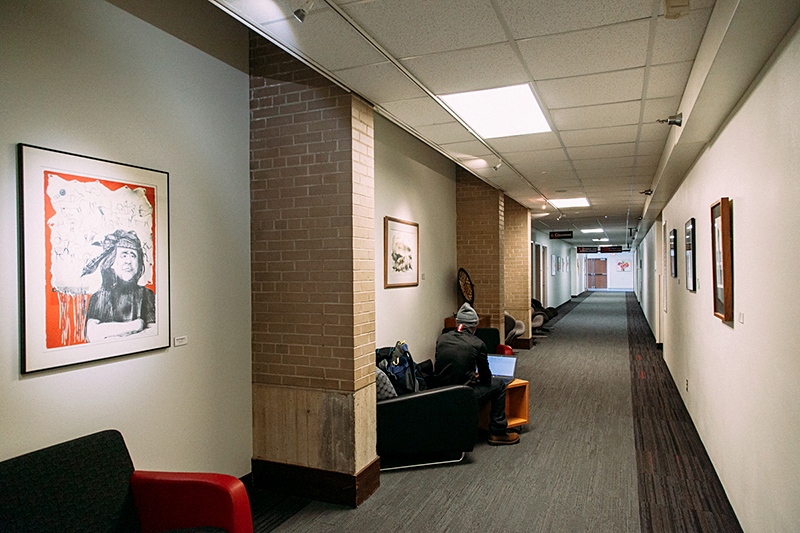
[402,43,529,94]
[518,20,649,80]
[440,140,494,159]
[415,121,476,145]
[495,0,653,39]
[259,9,386,71]
[504,148,569,167]
[642,96,681,122]
[572,156,635,170]
[333,62,427,103]
[552,101,641,130]
[560,125,638,147]
[568,142,636,160]
[538,69,644,109]
[577,167,635,180]
[636,140,665,156]
[379,98,454,128]
[646,61,693,99]
[488,132,563,153]
[652,9,713,65]
[341,0,507,59]
[513,159,575,175]
[639,122,670,142]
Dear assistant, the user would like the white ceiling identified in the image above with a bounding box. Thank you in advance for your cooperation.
[209,0,800,248]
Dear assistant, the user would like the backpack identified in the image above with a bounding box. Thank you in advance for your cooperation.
[375,341,426,395]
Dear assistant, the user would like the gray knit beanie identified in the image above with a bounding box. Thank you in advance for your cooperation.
[456,302,479,328]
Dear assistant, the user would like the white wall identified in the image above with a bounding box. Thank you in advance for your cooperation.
[374,116,458,362]
[654,23,800,532]
[0,0,252,476]
[637,215,662,342]
[531,230,572,307]
[595,252,634,290]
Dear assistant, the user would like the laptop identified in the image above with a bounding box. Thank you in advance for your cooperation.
[487,355,517,384]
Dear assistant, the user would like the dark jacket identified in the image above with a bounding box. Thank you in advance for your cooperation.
[434,328,492,386]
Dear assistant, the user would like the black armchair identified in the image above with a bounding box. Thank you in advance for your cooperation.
[377,384,478,470]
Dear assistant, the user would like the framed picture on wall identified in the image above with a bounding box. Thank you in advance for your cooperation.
[710,198,733,321]
[669,229,678,278]
[384,216,419,288]
[551,254,556,276]
[685,218,696,291]
[18,144,170,373]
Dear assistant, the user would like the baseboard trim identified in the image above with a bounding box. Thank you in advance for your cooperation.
[251,457,380,507]
[510,337,534,349]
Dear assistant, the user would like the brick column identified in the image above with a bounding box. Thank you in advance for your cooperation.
[455,168,504,331]
[504,196,532,347]
[249,33,377,506]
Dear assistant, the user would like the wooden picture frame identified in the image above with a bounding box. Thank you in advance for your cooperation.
[384,216,419,288]
[669,229,678,278]
[18,144,170,373]
[710,198,733,321]
[685,218,696,291]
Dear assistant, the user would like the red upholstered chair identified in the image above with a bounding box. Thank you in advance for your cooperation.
[132,471,252,533]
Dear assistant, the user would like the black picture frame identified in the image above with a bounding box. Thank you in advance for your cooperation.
[685,218,696,291]
[18,144,170,373]
[669,229,677,278]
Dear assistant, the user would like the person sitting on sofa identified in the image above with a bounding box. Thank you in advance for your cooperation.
[433,303,520,446]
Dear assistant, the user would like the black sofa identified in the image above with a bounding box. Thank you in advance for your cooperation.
[377,384,478,470]
[0,429,252,533]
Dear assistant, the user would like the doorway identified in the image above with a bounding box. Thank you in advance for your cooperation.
[587,258,608,289]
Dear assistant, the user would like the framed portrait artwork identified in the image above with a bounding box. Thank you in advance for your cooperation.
[18,144,170,373]
[710,198,733,321]
[669,229,678,278]
[685,218,696,291]
[384,216,418,288]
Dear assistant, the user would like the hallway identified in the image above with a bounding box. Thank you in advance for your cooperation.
[254,292,740,532]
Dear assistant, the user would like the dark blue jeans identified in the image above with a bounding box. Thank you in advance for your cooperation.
[471,377,508,435]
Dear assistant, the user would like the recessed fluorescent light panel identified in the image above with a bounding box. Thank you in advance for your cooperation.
[581,228,604,234]
[440,84,550,139]
[549,198,590,208]
[593,238,610,242]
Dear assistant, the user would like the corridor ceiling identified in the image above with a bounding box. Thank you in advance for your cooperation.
[209,0,799,248]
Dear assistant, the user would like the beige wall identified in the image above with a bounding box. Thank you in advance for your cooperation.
[653,22,800,532]
[0,0,252,475]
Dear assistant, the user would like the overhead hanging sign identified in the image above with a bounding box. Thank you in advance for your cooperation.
[549,231,573,239]
[600,245,623,253]
[577,246,598,253]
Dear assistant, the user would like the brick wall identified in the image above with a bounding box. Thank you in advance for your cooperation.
[455,167,504,331]
[249,33,376,478]
[249,34,375,394]
[504,196,532,336]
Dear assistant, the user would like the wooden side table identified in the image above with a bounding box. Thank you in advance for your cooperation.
[479,378,529,430]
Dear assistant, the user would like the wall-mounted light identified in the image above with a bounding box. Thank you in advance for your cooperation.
[657,112,682,127]
[293,0,314,22]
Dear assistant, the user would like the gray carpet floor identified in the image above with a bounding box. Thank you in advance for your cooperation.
[272,291,640,533]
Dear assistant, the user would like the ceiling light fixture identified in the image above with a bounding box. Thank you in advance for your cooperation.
[492,162,503,171]
[581,229,604,234]
[549,197,589,208]
[593,238,610,242]
[293,0,313,22]
[440,84,550,139]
